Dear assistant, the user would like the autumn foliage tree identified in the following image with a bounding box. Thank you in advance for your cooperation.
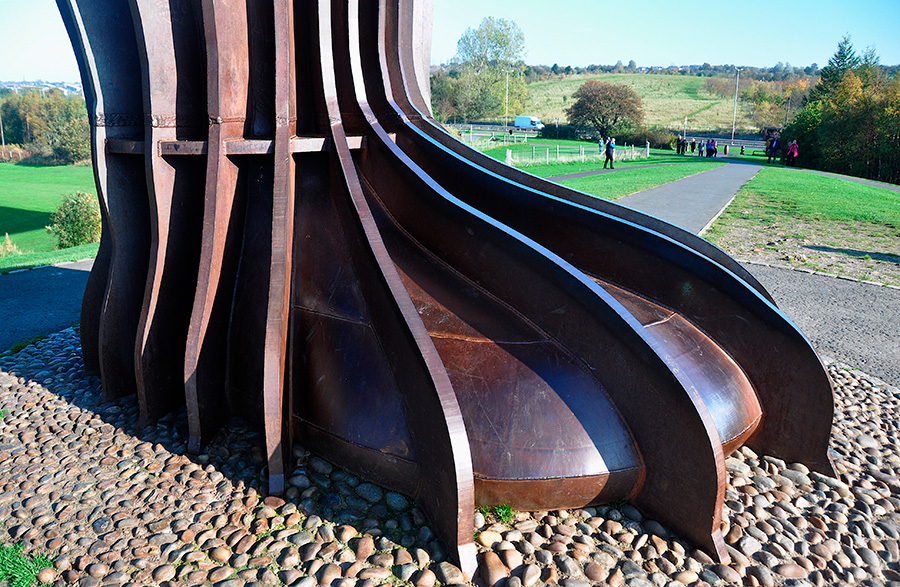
[565,81,644,138]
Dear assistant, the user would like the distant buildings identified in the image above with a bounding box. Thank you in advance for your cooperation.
[1,80,83,96]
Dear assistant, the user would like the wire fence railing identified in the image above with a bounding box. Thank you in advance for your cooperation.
[505,143,651,166]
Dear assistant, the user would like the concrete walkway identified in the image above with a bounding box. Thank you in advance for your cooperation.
[616,163,762,234]
[0,259,92,352]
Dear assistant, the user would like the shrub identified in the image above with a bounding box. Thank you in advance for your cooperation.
[618,127,677,150]
[46,191,102,249]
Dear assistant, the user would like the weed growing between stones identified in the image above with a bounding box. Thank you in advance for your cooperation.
[0,543,53,587]
[478,504,518,526]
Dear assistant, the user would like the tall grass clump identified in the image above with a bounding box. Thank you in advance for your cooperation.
[45,191,101,249]
[0,543,54,587]
[1,233,20,258]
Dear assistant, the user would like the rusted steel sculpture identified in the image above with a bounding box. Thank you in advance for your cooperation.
[58,0,836,575]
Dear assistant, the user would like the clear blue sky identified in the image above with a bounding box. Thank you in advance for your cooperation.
[432,0,900,69]
[1,0,898,82]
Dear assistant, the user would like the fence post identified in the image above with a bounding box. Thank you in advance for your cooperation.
[532,145,535,162]
[646,141,650,157]
[556,145,559,161]
[546,148,549,164]
[506,149,512,166]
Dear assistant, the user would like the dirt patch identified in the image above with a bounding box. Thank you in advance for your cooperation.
[706,210,900,286]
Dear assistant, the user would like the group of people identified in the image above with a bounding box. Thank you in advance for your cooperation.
[676,137,720,157]
[766,136,800,166]
[601,133,799,168]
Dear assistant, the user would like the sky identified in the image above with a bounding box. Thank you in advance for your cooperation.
[1,0,899,83]
[431,0,900,69]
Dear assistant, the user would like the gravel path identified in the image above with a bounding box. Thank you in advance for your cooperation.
[3,329,900,587]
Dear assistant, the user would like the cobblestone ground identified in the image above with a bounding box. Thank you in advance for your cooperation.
[2,327,900,587]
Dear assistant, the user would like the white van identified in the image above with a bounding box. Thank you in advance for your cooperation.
[514,115,545,130]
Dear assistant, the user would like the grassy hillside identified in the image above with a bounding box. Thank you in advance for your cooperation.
[525,73,756,133]
[0,163,96,252]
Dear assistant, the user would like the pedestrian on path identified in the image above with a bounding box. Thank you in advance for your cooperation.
[767,137,780,164]
[787,140,799,166]
[604,137,616,169]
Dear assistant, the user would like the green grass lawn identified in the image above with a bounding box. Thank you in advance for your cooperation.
[723,167,900,227]
[706,166,900,285]
[0,162,98,272]
[524,73,756,133]
[558,162,726,201]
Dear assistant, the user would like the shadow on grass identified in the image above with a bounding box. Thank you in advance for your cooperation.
[0,206,51,236]
[803,245,900,264]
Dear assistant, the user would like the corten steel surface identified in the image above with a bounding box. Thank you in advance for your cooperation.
[58,0,836,574]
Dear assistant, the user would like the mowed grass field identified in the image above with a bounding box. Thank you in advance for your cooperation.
[0,162,99,272]
[525,73,756,132]
[706,167,900,284]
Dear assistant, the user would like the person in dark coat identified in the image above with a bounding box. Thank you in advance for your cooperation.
[604,137,616,169]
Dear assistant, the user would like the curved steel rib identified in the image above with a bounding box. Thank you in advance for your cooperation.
[184,0,249,452]
[130,0,206,426]
[314,0,478,571]
[56,0,146,387]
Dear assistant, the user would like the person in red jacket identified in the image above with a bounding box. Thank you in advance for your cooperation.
[787,140,799,166]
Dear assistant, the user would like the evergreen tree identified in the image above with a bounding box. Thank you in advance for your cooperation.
[809,35,861,102]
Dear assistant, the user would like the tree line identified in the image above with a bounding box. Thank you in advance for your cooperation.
[782,36,900,185]
[0,87,90,164]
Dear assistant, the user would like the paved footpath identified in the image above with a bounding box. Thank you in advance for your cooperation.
[616,162,762,235]
[0,259,92,352]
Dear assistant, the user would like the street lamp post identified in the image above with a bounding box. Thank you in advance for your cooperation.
[505,70,509,129]
[731,68,742,142]
[784,95,792,128]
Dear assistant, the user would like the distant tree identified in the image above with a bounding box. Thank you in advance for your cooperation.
[551,63,561,75]
[430,69,456,122]
[566,80,644,137]
[0,88,89,163]
[627,60,637,72]
[451,17,527,121]
[456,17,525,71]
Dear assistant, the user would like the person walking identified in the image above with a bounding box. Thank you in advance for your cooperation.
[604,137,616,169]
[787,140,799,166]
[767,137,780,164]
[690,138,696,154]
